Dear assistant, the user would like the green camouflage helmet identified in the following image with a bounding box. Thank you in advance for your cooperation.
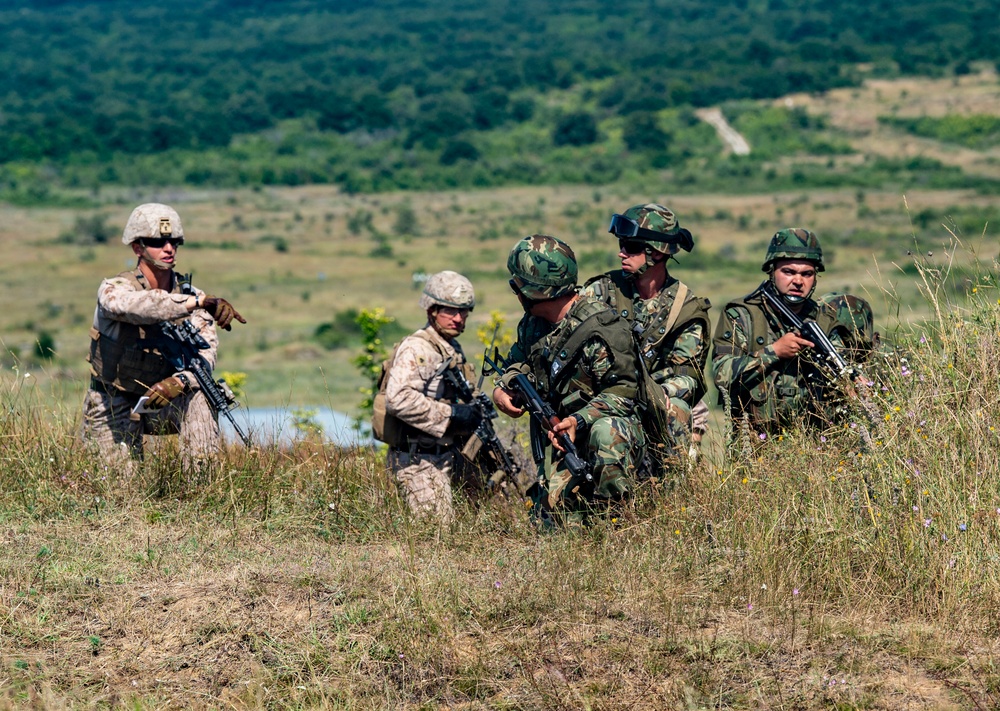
[122,203,184,245]
[762,228,824,272]
[611,203,694,256]
[818,291,874,350]
[507,234,578,301]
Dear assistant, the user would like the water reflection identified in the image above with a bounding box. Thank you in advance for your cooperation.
[220,406,375,448]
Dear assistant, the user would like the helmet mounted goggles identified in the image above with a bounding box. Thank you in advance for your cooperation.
[608,214,693,253]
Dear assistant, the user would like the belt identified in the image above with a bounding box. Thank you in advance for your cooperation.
[394,441,456,456]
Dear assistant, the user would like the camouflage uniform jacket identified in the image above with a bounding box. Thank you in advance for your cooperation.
[583,271,711,408]
[501,295,639,426]
[385,324,470,444]
[712,289,844,431]
[88,268,216,396]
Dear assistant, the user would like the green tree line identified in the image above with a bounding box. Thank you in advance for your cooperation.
[0,0,998,194]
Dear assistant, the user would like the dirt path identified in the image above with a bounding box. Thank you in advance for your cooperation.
[697,107,751,155]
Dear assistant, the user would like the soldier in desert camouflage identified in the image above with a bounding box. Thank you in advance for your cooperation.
[81,203,245,475]
[494,235,645,523]
[583,203,712,470]
[384,271,483,522]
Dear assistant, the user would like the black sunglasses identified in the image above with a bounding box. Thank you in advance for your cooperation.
[618,239,647,256]
[140,237,183,249]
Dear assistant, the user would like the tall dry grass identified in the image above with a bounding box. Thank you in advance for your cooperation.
[2,240,1000,708]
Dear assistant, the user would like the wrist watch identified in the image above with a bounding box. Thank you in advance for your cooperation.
[175,372,191,391]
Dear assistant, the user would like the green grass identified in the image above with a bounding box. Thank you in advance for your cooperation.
[880,114,1000,150]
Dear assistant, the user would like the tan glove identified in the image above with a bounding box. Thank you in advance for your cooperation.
[201,296,246,331]
[143,375,187,409]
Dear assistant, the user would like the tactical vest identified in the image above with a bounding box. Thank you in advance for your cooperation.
[526,298,638,418]
[371,327,474,447]
[713,292,839,429]
[585,271,712,400]
[87,270,193,396]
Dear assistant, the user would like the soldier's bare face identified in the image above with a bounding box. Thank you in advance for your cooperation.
[773,259,817,299]
[433,306,470,335]
[618,242,646,274]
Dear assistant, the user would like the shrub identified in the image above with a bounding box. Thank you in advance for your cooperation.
[553,112,599,147]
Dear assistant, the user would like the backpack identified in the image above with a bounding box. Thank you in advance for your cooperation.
[371,329,453,446]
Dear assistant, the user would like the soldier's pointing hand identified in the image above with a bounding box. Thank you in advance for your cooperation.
[199,295,246,331]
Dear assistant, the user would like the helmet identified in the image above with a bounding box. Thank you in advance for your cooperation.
[818,292,874,352]
[507,234,578,301]
[609,203,694,257]
[419,270,475,311]
[122,203,184,245]
[762,228,823,273]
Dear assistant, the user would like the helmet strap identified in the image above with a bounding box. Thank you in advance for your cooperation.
[137,246,173,272]
[428,307,463,338]
[515,292,542,313]
[768,269,816,306]
[629,248,666,280]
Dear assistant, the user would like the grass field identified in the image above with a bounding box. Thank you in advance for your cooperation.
[2,258,1000,708]
[1,71,1000,709]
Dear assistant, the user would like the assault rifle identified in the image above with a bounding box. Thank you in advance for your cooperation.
[752,281,879,440]
[753,282,856,381]
[156,319,251,446]
[440,364,522,490]
[482,350,592,483]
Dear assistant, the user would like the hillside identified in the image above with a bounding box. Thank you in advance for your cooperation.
[0,0,999,199]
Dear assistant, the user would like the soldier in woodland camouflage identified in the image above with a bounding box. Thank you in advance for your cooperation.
[584,203,711,469]
[712,228,848,436]
[817,291,879,363]
[384,271,483,522]
[81,203,246,475]
[494,235,645,523]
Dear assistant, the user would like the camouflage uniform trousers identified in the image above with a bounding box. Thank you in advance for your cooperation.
[538,415,645,523]
[387,447,459,523]
[81,386,220,476]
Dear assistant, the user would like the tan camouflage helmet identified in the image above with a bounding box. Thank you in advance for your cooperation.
[122,203,184,245]
[609,203,694,256]
[507,234,578,301]
[419,270,475,311]
[762,228,824,272]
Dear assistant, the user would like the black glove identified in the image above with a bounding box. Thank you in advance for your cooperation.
[448,403,483,435]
